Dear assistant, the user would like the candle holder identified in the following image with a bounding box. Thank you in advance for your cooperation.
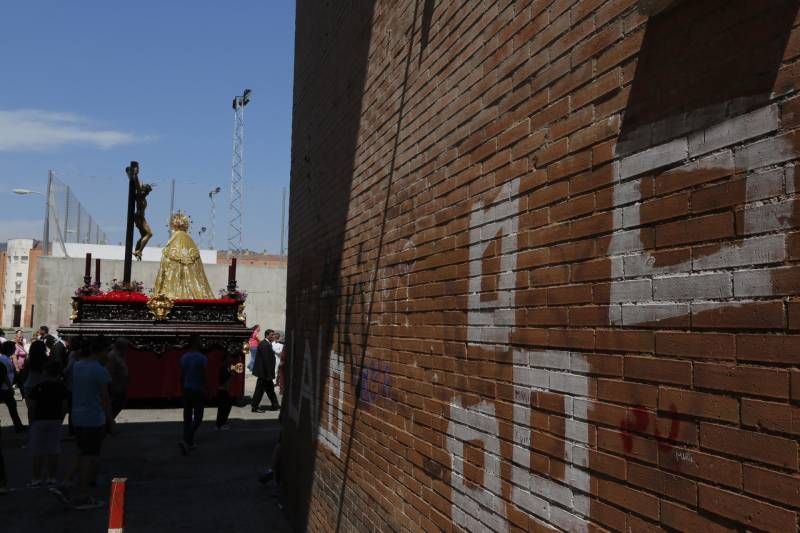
[84,252,93,287]
[226,257,238,293]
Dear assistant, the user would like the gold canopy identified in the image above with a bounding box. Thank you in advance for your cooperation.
[152,212,215,299]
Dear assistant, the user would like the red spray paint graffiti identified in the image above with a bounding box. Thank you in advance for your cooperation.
[619,404,681,453]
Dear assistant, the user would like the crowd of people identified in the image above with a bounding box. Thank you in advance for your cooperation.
[0,328,128,508]
[0,324,286,508]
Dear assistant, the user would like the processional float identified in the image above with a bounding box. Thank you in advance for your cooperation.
[58,161,249,400]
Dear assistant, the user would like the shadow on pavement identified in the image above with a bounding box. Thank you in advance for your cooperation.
[3,417,289,533]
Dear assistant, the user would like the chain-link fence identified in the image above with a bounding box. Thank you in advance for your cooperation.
[48,175,108,248]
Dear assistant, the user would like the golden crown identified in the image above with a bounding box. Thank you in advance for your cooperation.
[170,211,191,231]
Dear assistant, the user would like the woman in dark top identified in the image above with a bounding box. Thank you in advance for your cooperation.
[27,360,67,487]
[215,352,236,430]
[22,340,47,403]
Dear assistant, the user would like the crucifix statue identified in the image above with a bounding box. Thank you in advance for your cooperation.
[128,164,153,260]
[123,161,153,284]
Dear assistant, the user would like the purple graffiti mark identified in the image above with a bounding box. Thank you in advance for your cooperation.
[358,361,391,405]
[619,403,681,453]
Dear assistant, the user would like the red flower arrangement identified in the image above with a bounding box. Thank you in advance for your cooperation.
[81,291,149,303]
[109,279,145,293]
[74,281,103,297]
[77,278,149,302]
[218,288,247,303]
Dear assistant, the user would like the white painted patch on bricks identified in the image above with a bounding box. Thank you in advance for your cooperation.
[605,279,652,303]
[318,349,345,457]
[447,400,508,532]
[619,137,688,180]
[735,132,800,170]
[449,174,591,532]
[625,252,690,277]
[688,104,779,157]
[692,234,786,270]
[733,267,798,297]
[286,328,345,458]
[652,273,732,300]
[609,103,796,325]
[740,199,796,235]
[299,335,319,434]
[621,303,690,325]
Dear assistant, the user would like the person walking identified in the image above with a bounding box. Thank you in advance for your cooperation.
[179,335,207,455]
[26,360,67,487]
[63,337,85,438]
[0,341,25,432]
[215,351,236,430]
[251,330,279,412]
[106,339,130,420]
[0,355,12,495]
[271,331,284,387]
[22,341,48,406]
[44,334,67,368]
[11,329,29,392]
[59,335,114,510]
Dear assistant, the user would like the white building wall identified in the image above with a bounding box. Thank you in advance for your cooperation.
[2,239,34,327]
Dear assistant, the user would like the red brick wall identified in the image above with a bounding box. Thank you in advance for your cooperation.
[24,245,41,328]
[282,1,800,531]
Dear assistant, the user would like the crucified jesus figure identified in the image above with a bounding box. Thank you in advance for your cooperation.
[126,162,153,261]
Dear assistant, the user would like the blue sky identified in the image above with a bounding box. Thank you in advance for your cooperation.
[0,1,295,253]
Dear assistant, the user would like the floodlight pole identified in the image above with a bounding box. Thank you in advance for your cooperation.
[229,89,251,253]
[43,170,53,256]
[209,186,221,249]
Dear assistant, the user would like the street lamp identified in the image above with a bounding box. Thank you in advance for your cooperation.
[13,188,48,255]
[13,175,68,257]
[209,186,222,250]
[12,188,41,196]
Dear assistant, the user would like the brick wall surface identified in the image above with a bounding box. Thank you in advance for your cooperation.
[24,246,41,328]
[281,1,800,531]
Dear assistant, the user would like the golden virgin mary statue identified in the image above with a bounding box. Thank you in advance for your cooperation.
[153,212,215,299]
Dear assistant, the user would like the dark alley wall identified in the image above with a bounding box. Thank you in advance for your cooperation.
[282,1,800,531]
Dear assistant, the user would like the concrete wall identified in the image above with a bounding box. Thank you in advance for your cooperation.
[33,256,286,333]
[52,242,218,264]
[282,1,800,532]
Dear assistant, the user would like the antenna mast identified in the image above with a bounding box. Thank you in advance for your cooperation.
[229,89,251,252]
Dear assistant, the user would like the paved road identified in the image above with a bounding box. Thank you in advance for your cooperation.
[2,375,292,533]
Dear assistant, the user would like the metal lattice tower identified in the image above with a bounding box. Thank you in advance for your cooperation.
[228,89,251,251]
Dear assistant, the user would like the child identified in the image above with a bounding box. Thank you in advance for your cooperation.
[27,359,67,487]
[215,351,236,430]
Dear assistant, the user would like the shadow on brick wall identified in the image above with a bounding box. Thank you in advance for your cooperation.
[618,0,799,155]
[280,0,378,531]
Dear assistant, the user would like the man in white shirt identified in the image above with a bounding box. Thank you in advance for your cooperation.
[271,332,284,386]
